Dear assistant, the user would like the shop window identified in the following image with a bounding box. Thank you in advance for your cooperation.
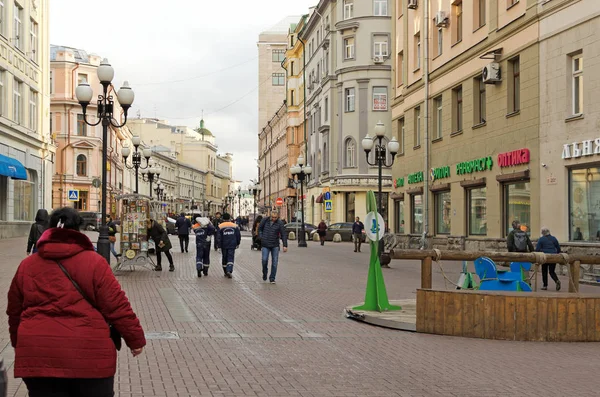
[411,194,423,234]
[435,191,451,234]
[467,187,487,235]
[345,192,355,222]
[504,181,530,236]
[13,169,35,221]
[395,200,405,233]
[569,168,600,241]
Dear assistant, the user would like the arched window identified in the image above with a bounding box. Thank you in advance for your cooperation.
[345,137,356,168]
[323,142,328,172]
[76,154,87,176]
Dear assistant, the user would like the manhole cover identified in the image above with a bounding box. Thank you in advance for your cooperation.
[144,331,180,340]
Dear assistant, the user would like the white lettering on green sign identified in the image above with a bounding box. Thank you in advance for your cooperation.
[456,157,493,175]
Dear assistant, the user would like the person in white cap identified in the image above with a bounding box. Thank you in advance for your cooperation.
[192,217,215,277]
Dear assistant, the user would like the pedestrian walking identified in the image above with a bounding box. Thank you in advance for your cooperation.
[175,212,192,253]
[192,217,215,278]
[26,209,48,255]
[259,211,288,284]
[536,227,562,291]
[317,220,327,246]
[218,213,241,278]
[251,215,263,250]
[106,215,120,261]
[147,219,175,271]
[352,217,365,253]
[212,212,223,251]
[7,207,146,397]
[507,220,534,253]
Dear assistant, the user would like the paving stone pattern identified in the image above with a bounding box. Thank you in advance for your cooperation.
[0,234,598,396]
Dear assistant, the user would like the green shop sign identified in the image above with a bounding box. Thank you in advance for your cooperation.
[456,157,493,175]
[408,171,424,184]
[430,166,450,182]
[394,177,404,188]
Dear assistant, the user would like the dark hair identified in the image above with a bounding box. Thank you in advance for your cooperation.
[49,207,84,231]
[222,213,231,221]
[35,209,49,225]
[180,212,185,217]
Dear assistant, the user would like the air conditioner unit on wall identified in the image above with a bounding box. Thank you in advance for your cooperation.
[373,56,384,64]
[408,0,418,10]
[482,62,501,84]
[435,11,448,28]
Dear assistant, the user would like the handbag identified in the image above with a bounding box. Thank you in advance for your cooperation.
[55,261,122,351]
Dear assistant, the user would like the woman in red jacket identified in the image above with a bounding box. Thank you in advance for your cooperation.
[7,207,146,397]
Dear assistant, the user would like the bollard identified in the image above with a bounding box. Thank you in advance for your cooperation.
[421,257,432,289]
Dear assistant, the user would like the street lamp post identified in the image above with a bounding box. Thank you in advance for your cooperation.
[251,183,262,223]
[75,58,135,264]
[141,165,161,199]
[290,155,312,248]
[237,186,242,219]
[121,135,151,194]
[361,121,400,262]
[154,182,165,201]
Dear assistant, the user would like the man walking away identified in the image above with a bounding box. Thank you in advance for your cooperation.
[507,220,534,253]
[26,209,49,255]
[259,211,288,284]
[317,220,327,246]
[106,215,120,260]
[352,217,365,253]
[212,212,223,251]
[536,227,562,291]
[218,213,241,278]
[175,212,192,253]
[192,217,215,278]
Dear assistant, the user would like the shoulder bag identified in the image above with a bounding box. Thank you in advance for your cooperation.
[55,261,122,350]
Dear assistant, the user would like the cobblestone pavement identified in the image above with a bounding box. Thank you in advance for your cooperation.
[0,233,599,396]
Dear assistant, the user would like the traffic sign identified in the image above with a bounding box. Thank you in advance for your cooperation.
[67,189,79,201]
[324,191,331,200]
[276,197,284,207]
[324,200,333,213]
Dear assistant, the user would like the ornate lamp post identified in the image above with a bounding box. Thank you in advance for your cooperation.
[290,155,312,248]
[361,121,400,261]
[237,186,243,219]
[154,182,166,201]
[141,164,161,199]
[251,183,262,222]
[75,58,135,264]
[121,135,151,194]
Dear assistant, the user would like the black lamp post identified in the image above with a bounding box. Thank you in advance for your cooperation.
[290,154,312,248]
[154,182,166,201]
[362,121,400,262]
[141,164,161,199]
[75,58,135,264]
[237,186,243,219]
[121,135,151,194]
[251,183,263,222]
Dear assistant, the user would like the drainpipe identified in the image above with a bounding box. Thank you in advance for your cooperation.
[421,0,430,249]
[298,33,308,160]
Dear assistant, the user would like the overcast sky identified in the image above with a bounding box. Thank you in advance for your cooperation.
[50,0,316,187]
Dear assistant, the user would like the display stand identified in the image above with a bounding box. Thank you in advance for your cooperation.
[114,194,156,271]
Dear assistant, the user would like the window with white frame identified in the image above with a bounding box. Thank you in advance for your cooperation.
[78,74,88,85]
[436,27,443,56]
[373,87,388,111]
[0,70,4,115]
[345,137,356,167]
[344,36,355,59]
[345,87,355,112]
[374,35,389,57]
[398,118,405,154]
[344,0,354,19]
[434,96,442,139]
[0,1,5,37]
[272,49,285,62]
[414,33,421,70]
[374,0,388,16]
[13,2,22,49]
[414,106,421,147]
[29,89,36,131]
[272,73,285,86]
[572,53,583,115]
[30,19,37,63]
[324,96,328,121]
[13,78,21,123]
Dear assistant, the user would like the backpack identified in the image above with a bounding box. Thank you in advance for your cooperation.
[513,230,529,252]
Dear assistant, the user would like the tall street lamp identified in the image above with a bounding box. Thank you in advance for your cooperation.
[75,58,135,264]
[141,164,161,198]
[290,154,312,248]
[237,186,243,219]
[121,135,151,194]
[361,121,400,262]
[251,183,262,222]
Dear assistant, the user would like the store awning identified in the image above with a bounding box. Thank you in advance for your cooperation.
[0,154,27,180]
[316,193,324,203]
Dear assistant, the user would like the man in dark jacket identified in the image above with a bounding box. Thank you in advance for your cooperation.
[106,215,121,261]
[27,209,48,255]
[218,213,241,278]
[507,220,534,253]
[259,211,288,283]
[147,219,174,271]
[175,212,192,253]
[352,217,365,253]
[536,227,562,291]
[192,218,215,277]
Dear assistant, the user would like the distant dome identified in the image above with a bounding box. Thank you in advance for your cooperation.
[195,119,213,137]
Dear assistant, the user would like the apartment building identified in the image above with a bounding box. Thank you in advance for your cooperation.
[391,0,540,249]
[0,0,52,239]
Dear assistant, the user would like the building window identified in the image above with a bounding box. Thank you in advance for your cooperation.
[77,74,88,85]
[507,0,518,7]
[394,200,405,233]
[0,70,4,115]
[344,37,355,60]
[452,1,462,44]
[13,78,21,123]
[508,57,520,113]
[324,96,328,121]
[474,77,486,124]
[0,1,4,36]
[504,181,530,237]
[345,137,356,167]
[29,89,36,131]
[568,168,600,241]
[77,114,87,136]
[13,169,34,221]
[272,73,285,86]
[373,87,387,111]
[290,61,295,75]
[468,187,487,236]
[397,51,403,86]
[452,85,463,132]
[373,35,389,57]
[414,106,421,147]
[475,0,486,28]
[272,49,285,62]
[411,194,423,234]
[374,0,388,16]
[433,96,442,139]
[414,33,421,70]
[572,53,583,115]
[29,19,37,63]
[434,27,443,57]
[74,191,88,211]
[289,89,295,106]
[345,87,355,112]
[13,2,22,49]
[76,154,87,177]
[435,190,451,234]
[398,118,405,154]
[344,0,354,19]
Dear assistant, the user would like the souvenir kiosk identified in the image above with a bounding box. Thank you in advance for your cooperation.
[114,194,155,271]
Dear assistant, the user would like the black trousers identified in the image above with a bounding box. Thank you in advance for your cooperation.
[542,263,559,287]
[156,249,174,268]
[178,234,189,252]
[24,377,114,397]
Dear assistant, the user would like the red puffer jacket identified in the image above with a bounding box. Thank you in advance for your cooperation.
[7,228,146,379]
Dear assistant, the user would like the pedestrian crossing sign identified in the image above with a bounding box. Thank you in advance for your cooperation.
[324,200,333,213]
[67,189,79,201]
